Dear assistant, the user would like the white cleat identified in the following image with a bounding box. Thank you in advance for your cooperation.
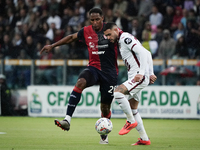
[99,135,108,144]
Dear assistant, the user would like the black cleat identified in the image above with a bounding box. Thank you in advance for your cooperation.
[54,119,70,131]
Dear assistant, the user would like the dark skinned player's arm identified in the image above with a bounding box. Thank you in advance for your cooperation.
[52,32,78,47]
[40,32,78,54]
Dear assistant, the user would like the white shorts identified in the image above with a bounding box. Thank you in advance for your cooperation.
[123,75,149,101]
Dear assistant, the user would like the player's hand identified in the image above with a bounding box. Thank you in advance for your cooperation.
[40,45,53,55]
[149,74,157,84]
[134,74,143,82]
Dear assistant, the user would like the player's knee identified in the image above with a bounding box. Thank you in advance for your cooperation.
[75,78,87,90]
[114,92,124,103]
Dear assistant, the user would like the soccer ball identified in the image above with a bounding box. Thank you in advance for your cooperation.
[95,118,113,135]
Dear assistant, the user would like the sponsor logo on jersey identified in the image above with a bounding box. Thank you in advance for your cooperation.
[92,51,105,55]
[124,38,132,44]
[88,36,92,39]
[97,44,108,49]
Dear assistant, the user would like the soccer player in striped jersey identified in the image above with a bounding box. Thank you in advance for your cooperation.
[40,8,118,144]
[103,22,157,145]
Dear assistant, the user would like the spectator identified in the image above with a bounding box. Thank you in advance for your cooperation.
[5,0,16,14]
[137,0,153,26]
[14,21,23,34]
[185,20,199,59]
[54,28,64,43]
[6,8,18,28]
[0,74,13,116]
[104,9,114,23]
[68,8,85,32]
[24,35,37,59]
[181,9,188,28]
[58,0,69,17]
[12,32,25,58]
[125,0,139,21]
[75,0,86,18]
[187,9,197,26]
[28,12,40,32]
[142,30,158,57]
[4,24,15,38]
[154,25,163,46]
[101,0,114,13]
[38,9,49,27]
[113,9,129,32]
[129,18,142,41]
[184,0,195,11]
[171,6,183,32]
[141,21,152,41]
[39,0,49,12]
[113,0,128,17]
[60,8,73,29]
[157,29,176,59]
[18,8,29,24]
[46,22,56,41]
[46,10,61,29]
[173,34,189,59]
[0,34,13,59]
[173,22,185,41]
[49,0,59,14]
[149,5,163,27]
[64,25,74,37]
[162,5,174,30]
[27,0,38,14]
[21,23,35,42]
[15,0,28,15]
[37,21,49,37]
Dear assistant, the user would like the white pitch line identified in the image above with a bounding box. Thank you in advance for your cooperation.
[0,132,6,134]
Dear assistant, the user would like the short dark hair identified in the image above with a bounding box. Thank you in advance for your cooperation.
[103,22,117,32]
[89,7,103,16]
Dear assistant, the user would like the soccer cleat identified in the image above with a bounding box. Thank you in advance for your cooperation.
[99,135,108,144]
[54,119,70,131]
[131,138,151,145]
[118,120,138,135]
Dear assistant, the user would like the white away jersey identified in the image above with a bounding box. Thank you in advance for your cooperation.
[118,32,154,79]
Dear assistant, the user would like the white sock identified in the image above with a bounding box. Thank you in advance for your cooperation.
[114,92,135,123]
[64,115,71,124]
[132,109,149,141]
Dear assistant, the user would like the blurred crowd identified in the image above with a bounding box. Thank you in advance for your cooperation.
[0,0,200,60]
[0,0,200,88]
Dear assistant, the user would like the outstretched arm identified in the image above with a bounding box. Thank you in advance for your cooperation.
[40,32,78,54]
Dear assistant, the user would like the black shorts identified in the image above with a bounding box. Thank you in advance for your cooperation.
[78,66,118,105]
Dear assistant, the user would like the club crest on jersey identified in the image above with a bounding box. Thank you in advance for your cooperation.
[89,42,96,50]
[124,38,132,44]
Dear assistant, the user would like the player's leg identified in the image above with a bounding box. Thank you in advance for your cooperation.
[55,67,97,131]
[114,84,137,135]
[99,75,116,144]
[129,95,150,145]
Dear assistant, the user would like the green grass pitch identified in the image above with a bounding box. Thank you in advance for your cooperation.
[0,117,200,150]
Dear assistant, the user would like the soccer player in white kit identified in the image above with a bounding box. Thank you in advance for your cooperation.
[103,22,157,145]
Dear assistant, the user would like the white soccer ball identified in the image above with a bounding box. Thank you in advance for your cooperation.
[95,118,113,135]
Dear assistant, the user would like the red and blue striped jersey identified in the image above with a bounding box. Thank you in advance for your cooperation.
[77,23,119,75]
